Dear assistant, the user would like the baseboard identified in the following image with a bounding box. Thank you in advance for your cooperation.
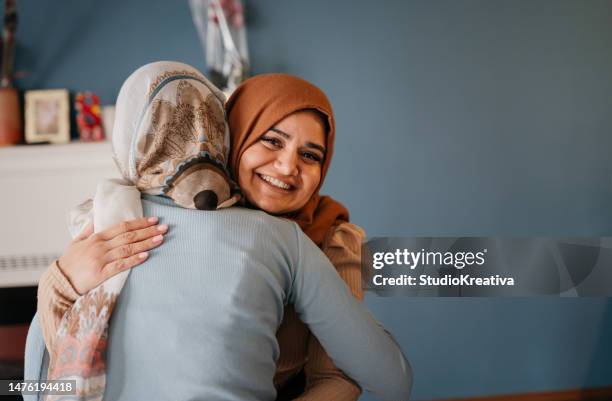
[435,387,612,401]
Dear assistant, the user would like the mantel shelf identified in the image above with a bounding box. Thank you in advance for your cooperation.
[0,141,114,176]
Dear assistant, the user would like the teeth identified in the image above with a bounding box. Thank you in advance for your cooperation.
[260,174,291,189]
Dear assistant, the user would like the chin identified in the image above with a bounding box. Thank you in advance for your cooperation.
[246,195,296,215]
[256,200,291,215]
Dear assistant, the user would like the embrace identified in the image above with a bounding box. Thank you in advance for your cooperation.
[24,61,412,401]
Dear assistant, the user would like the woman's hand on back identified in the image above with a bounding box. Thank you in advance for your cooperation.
[57,217,167,294]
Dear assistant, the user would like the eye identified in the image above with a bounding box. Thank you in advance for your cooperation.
[260,136,282,148]
[301,151,322,163]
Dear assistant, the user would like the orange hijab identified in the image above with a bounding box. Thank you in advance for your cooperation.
[226,73,349,246]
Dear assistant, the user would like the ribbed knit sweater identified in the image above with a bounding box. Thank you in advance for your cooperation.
[26,195,411,401]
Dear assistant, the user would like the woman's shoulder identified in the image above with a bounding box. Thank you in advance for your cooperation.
[321,222,365,299]
[224,207,305,243]
[322,222,366,254]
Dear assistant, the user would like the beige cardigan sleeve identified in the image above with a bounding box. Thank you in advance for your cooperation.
[37,261,81,351]
[294,222,366,401]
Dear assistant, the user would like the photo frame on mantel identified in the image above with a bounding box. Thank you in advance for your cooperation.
[25,89,70,144]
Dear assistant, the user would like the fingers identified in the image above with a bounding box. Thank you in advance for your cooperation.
[97,217,159,241]
[104,234,164,264]
[102,251,150,281]
[106,224,168,249]
[74,222,94,241]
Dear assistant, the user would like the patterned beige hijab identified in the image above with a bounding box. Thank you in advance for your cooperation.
[46,61,238,401]
[113,60,239,209]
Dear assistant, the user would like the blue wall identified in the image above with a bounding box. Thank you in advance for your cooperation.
[11,0,612,399]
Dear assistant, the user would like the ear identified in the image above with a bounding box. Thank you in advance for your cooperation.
[217,193,241,209]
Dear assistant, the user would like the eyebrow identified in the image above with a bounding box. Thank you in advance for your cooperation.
[270,127,326,155]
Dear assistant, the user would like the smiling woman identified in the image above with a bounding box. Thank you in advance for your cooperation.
[238,110,327,215]
[225,73,380,400]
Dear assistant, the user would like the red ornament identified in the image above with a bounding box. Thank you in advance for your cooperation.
[75,91,105,141]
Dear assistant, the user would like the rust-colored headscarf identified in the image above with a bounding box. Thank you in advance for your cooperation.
[226,73,349,246]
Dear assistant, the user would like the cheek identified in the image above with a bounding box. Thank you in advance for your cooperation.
[237,151,257,184]
[237,149,266,204]
[238,145,270,178]
[237,167,253,199]
[237,162,249,187]
[301,166,322,195]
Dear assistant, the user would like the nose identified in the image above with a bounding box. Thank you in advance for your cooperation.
[274,149,299,176]
[193,190,218,210]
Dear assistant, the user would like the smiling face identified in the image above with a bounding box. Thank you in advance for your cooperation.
[237,110,327,215]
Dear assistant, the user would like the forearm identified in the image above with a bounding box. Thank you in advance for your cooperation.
[36,261,80,350]
[295,290,411,401]
[292,224,412,401]
[294,224,365,401]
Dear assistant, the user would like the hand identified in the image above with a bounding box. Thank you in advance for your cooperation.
[57,217,168,294]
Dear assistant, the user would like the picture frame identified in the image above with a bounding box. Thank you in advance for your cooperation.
[25,89,70,144]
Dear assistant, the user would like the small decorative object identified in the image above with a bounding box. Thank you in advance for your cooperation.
[0,0,22,146]
[25,89,70,144]
[0,87,21,146]
[75,91,105,141]
[189,0,249,95]
[101,105,115,140]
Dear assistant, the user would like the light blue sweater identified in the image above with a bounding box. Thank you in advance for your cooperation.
[25,194,411,401]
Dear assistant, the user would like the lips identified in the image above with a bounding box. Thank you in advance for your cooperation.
[257,173,294,190]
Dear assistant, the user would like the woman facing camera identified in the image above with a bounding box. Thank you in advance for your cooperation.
[226,74,368,400]
[28,65,411,401]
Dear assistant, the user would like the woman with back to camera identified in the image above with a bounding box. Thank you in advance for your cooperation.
[35,73,405,400]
